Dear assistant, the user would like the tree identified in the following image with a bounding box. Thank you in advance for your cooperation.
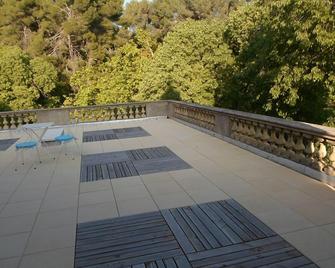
[135,19,234,106]
[0,0,124,73]
[69,29,155,106]
[120,0,245,43]
[218,0,335,125]
[185,0,243,20]
[0,46,58,110]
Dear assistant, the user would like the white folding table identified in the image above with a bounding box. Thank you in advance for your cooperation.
[21,122,54,141]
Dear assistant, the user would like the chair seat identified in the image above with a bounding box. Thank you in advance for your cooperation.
[55,134,75,142]
[16,141,38,149]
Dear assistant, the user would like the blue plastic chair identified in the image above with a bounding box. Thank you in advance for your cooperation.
[15,140,41,170]
[55,133,80,159]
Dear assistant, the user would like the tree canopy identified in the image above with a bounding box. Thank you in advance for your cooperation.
[218,0,335,125]
[0,46,58,110]
[0,0,334,126]
[135,19,234,106]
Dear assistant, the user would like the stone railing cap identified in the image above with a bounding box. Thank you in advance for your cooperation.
[169,100,335,139]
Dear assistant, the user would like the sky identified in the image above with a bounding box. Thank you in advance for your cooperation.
[124,0,134,5]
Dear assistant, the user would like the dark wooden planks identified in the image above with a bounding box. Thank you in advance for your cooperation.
[82,127,150,143]
[0,138,19,151]
[134,256,191,268]
[80,146,191,182]
[75,199,318,268]
[75,211,184,268]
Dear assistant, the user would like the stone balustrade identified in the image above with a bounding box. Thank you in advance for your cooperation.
[167,101,335,181]
[0,111,37,129]
[173,104,216,131]
[68,104,147,124]
[0,100,334,184]
[229,117,335,176]
[0,103,151,130]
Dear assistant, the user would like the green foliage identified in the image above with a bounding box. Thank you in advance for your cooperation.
[219,0,335,125]
[0,0,124,72]
[0,46,58,110]
[69,29,154,106]
[136,19,234,106]
[121,0,243,42]
[0,0,334,127]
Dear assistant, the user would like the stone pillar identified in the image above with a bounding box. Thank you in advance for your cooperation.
[146,101,169,117]
[36,109,71,125]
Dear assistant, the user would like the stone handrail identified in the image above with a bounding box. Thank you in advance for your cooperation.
[0,110,38,130]
[0,101,168,130]
[167,101,335,178]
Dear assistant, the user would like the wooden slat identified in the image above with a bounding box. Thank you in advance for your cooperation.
[257,256,313,268]
[206,202,253,241]
[199,203,242,244]
[218,201,265,239]
[169,208,205,252]
[176,207,212,250]
[163,258,177,268]
[132,264,145,268]
[78,211,161,229]
[225,199,275,237]
[107,163,116,179]
[191,205,232,247]
[219,248,301,268]
[191,240,294,267]
[182,207,220,248]
[187,236,284,262]
[174,256,192,268]
[161,209,195,254]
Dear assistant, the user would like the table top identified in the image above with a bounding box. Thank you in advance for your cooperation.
[21,122,54,130]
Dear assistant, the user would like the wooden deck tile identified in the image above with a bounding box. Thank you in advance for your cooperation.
[0,138,18,151]
[80,146,191,182]
[75,199,318,268]
[82,127,150,143]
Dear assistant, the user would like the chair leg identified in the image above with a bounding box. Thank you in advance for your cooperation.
[63,142,68,156]
[20,150,24,165]
[35,146,41,164]
[14,149,20,171]
[74,139,81,158]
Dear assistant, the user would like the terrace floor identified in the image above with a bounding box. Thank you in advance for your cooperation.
[0,117,334,267]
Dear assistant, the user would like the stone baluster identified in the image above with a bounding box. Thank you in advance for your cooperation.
[254,123,262,147]
[142,105,147,117]
[116,107,122,120]
[230,118,238,139]
[2,115,9,129]
[314,138,327,172]
[23,113,30,125]
[293,133,306,163]
[269,127,279,154]
[236,119,243,141]
[128,106,134,119]
[276,130,287,157]
[244,121,252,144]
[249,122,257,146]
[304,134,315,167]
[240,121,246,142]
[325,141,335,176]
[16,114,23,127]
[135,106,140,118]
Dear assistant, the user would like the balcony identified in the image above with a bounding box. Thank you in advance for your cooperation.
[0,101,334,267]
